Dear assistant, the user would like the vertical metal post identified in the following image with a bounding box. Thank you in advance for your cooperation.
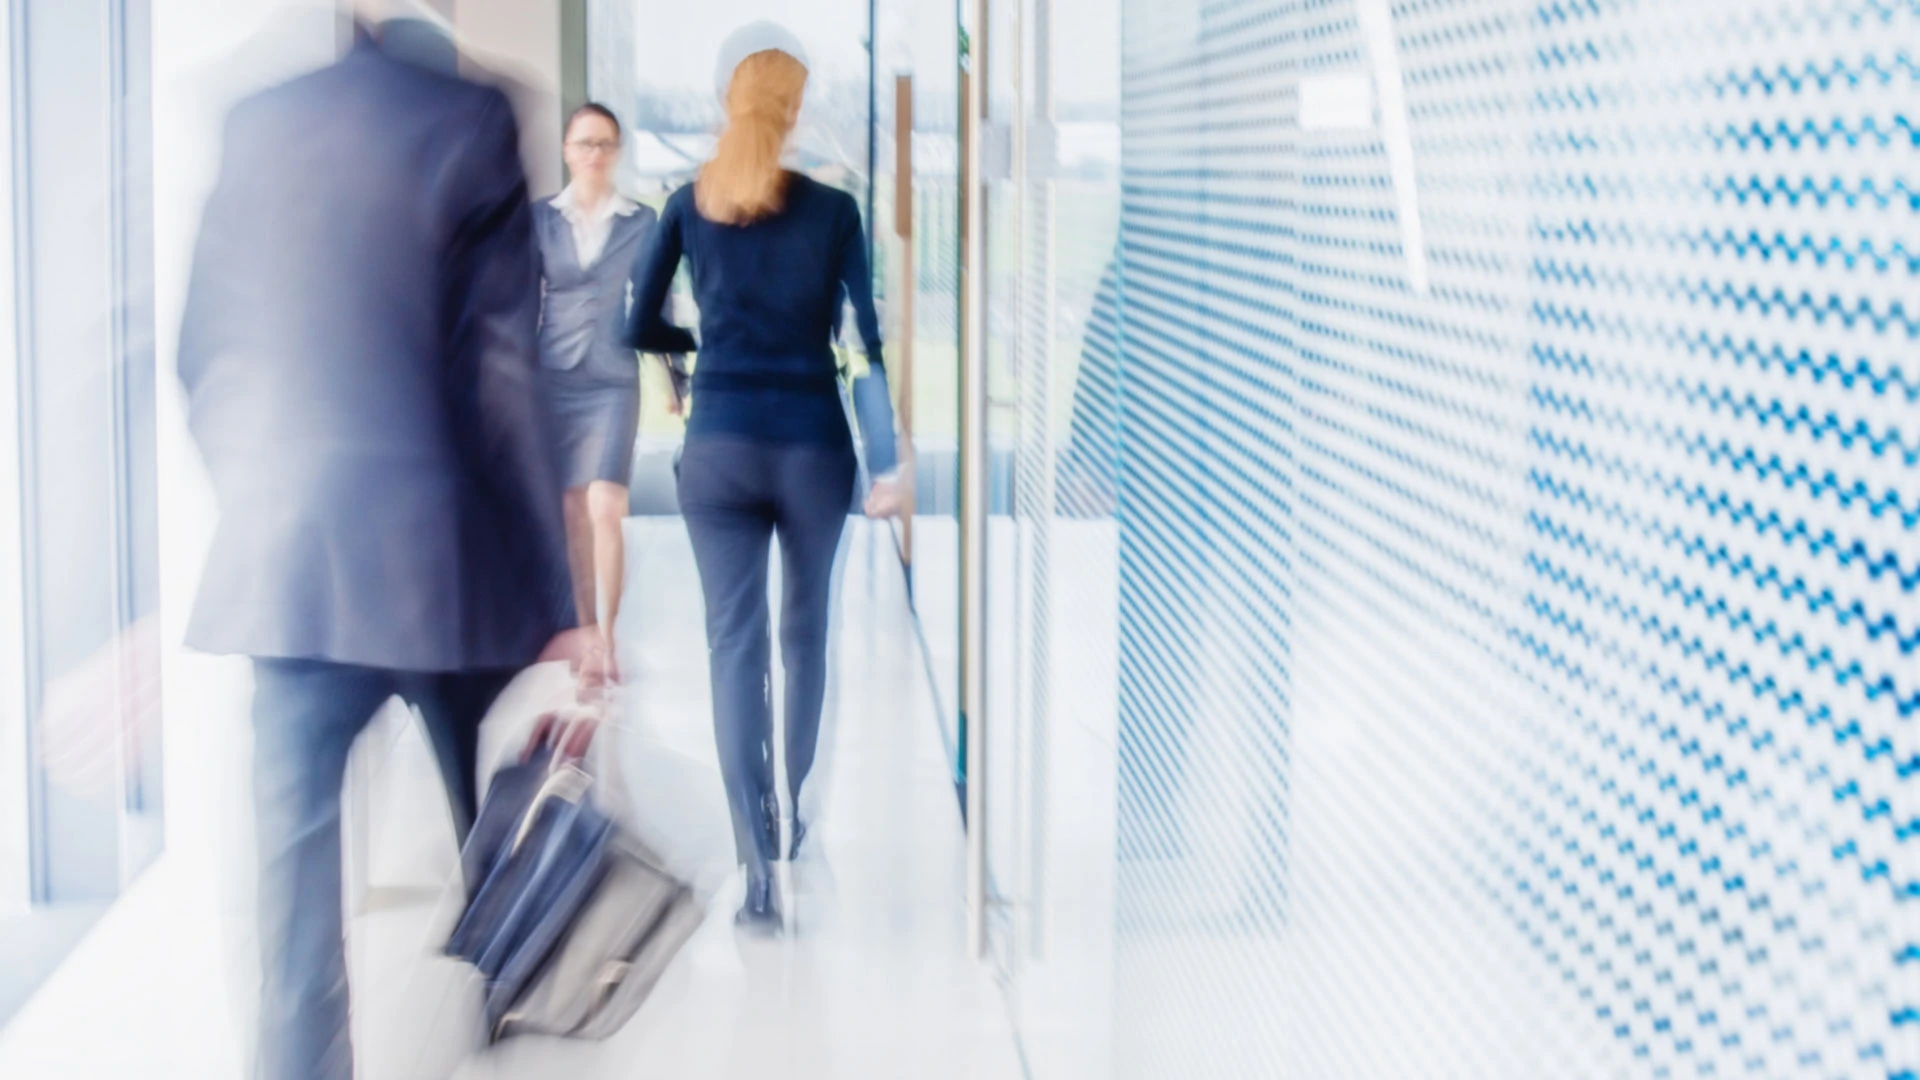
[0,0,30,913]
[559,0,588,122]
[959,0,990,961]
[894,74,914,568]
[104,0,135,871]
[864,0,877,264]
[11,0,45,904]
[1015,0,1055,965]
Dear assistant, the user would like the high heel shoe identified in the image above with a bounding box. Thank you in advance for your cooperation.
[735,863,781,931]
[760,792,809,861]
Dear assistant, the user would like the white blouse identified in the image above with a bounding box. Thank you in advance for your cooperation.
[551,184,640,268]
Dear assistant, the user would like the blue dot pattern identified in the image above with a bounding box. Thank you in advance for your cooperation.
[1076,0,1920,1075]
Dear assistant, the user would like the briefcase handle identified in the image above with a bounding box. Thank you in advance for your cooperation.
[507,717,602,858]
[523,712,599,768]
[507,760,596,856]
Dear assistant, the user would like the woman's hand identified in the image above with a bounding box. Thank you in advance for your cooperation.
[864,474,906,518]
[661,354,691,416]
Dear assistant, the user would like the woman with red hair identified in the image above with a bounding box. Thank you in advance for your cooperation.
[627,22,901,930]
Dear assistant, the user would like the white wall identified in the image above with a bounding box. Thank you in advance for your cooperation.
[454,0,564,195]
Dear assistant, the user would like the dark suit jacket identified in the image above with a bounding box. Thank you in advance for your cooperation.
[178,36,573,672]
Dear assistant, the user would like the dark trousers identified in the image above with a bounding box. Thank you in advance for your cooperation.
[250,658,514,1080]
[677,437,855,868]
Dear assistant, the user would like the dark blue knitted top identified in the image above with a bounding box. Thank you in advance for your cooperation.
[624,173,896,475]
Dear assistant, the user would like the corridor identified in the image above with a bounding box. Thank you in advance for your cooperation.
[4,0,1914,1075]
[0,520,1026,1079]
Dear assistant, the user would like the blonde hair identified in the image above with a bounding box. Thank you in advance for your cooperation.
[696,49,808,225]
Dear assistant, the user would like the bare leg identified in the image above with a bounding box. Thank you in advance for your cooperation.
[587,480,628,678]
[562,487,595,630]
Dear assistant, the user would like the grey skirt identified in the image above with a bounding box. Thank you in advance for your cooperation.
[543,371,640,490]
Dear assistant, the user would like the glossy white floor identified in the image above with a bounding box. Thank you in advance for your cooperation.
[0,518,1027,1079]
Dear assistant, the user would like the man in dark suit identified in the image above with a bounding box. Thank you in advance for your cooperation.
[177,24,578,1080]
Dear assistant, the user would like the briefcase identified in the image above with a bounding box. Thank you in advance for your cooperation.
[449,716,703,1042]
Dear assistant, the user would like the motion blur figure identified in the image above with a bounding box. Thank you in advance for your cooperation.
[176,21,576,1080]
[627,22,903,931]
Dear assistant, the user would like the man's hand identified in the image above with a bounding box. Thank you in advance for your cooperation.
[864,475,906,518]
[539,626,616,706]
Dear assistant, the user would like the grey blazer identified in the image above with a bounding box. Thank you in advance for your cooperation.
[177,38,574,672]
[535,200,658,382]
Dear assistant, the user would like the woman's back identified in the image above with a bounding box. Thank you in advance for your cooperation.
[626,171,884,446]
[634,174,878,370]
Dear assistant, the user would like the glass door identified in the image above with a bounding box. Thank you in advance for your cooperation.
[965,0,1122,1064]
[873,0,965,792]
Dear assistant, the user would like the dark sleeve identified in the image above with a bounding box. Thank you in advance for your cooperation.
[627,208,690,401]
[443,90,574,634]
[835,195,886,364]
[836,196,899,477]
[627,208,680,349]
[624,194,697,353]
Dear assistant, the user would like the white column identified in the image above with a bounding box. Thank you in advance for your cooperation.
[452,0,563,196]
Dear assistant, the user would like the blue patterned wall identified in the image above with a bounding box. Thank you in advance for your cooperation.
[1072,0,1918,1074]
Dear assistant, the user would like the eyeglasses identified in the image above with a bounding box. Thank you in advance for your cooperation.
[566,139,620,156]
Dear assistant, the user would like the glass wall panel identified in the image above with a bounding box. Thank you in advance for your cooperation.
[986,0,1920,1077]
[873,0,963,763]
[0,0,161,1029]
[969,0,1123,1070]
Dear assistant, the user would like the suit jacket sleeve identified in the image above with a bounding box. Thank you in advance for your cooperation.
[444,90,575,637]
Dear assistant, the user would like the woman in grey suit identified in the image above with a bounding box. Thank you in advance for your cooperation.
[536,103,664,675]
